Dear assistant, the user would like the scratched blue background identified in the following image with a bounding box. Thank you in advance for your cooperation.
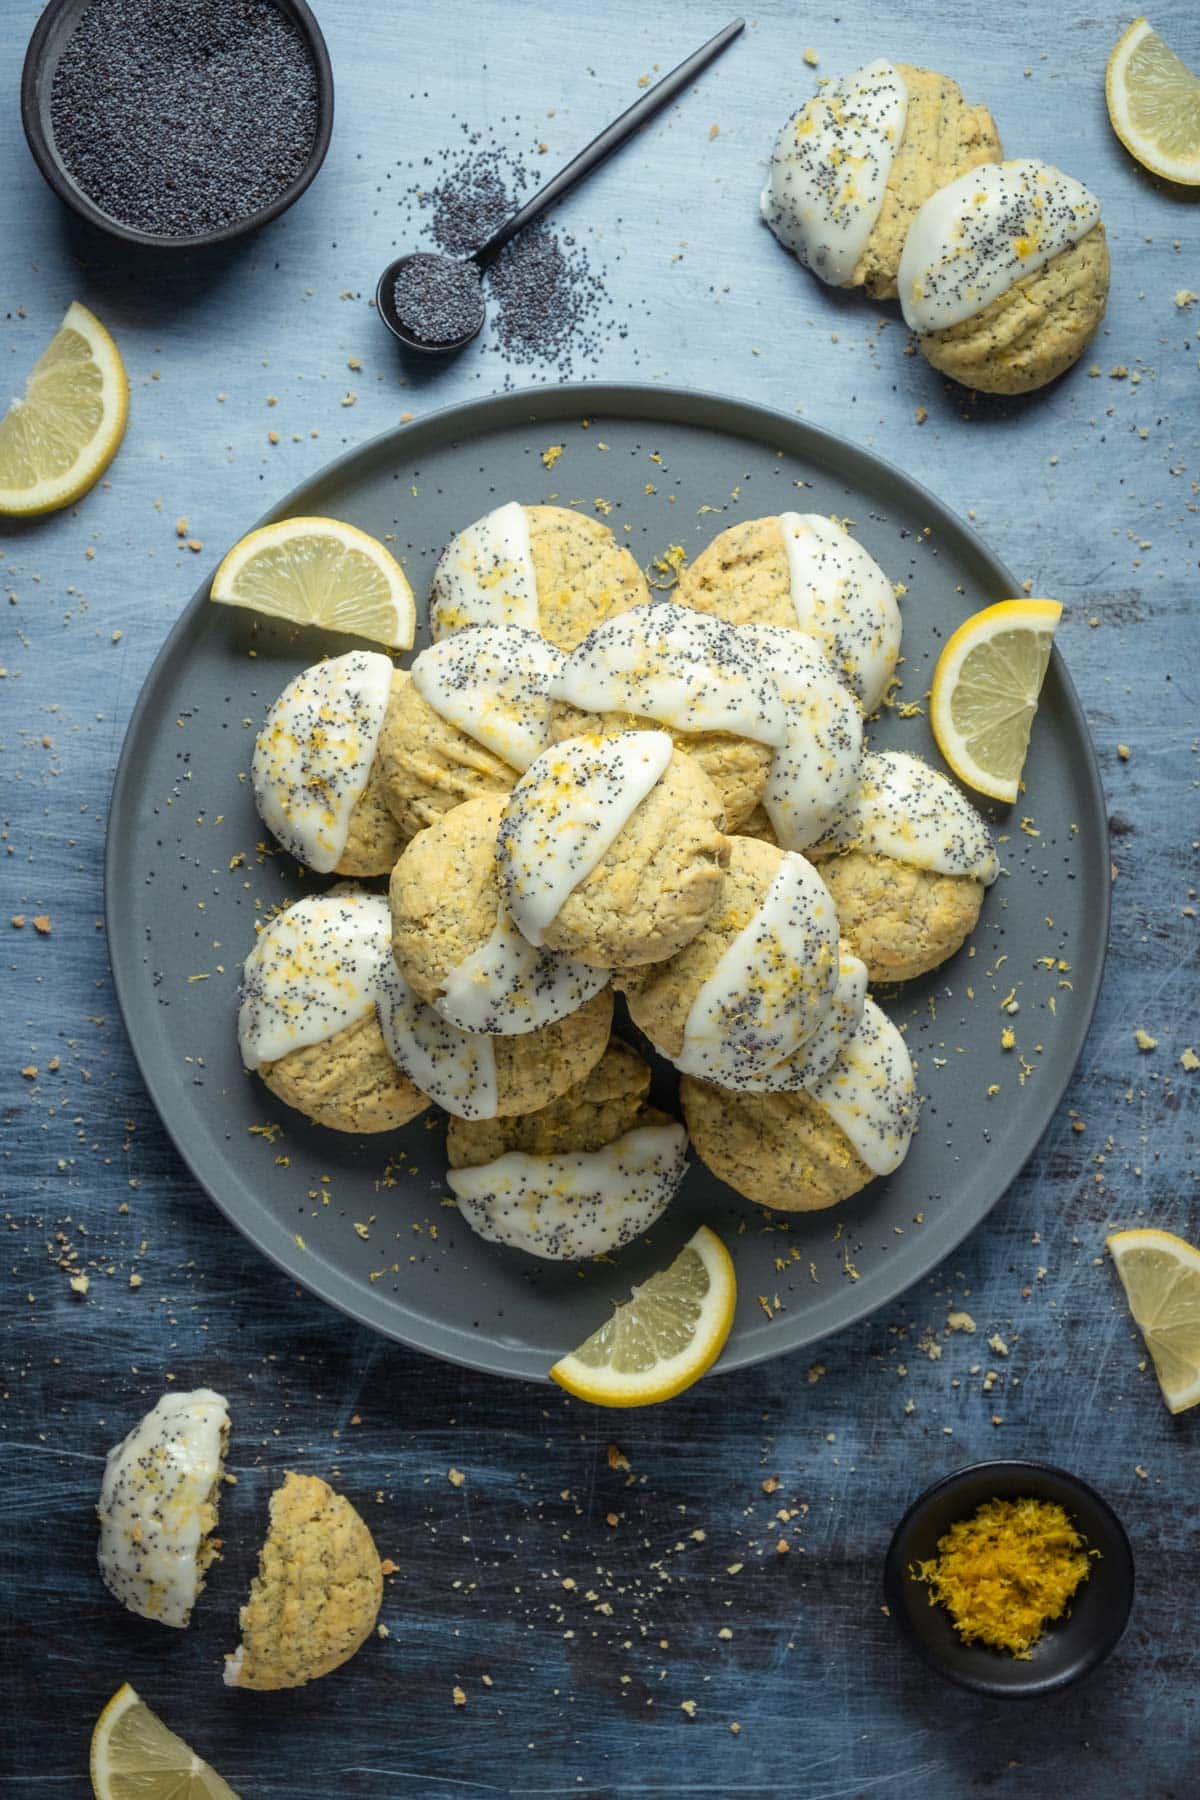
[2,2,1198,1795]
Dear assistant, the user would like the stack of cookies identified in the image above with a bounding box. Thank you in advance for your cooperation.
[237,498,999,1261]
[761,58,1110,395]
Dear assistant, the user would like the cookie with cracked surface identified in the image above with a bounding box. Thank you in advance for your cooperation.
[497,733,729,969]
[676,515,899,713]
[251,649,403,877]
[814,849,985,983]
[547,703,772,832]
[898,159,1108,394]
[223,1472,382,1690]
[918,224,1110,395]
[377,667,518,840]
[682,1077,874,1211]
[445,1040,687,1261]
[429,500,649,653]
[760,60,999,299]
[618,833,837,1076]
[680,997,916,1210]
[447,1038,655,1167]
[388,794,611,1043]
[261,1007,429,1133]
[854,65,1001,299]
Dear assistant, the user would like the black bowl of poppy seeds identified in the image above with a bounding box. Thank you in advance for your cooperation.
[21,0,333,249]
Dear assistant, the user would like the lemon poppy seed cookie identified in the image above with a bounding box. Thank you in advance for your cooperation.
[429,501,649,653]
[544,601,786,829]
[378,953,612,1120]
[389,794,609,1034]
[238,889,429,1133]
[740,624,864,850]
[618,834,840,1088]
[810,750,998,981]
[681,999,916,1211]
[252,649,403,877]
[761,59,1000,299]
[446,1038,651,1166]
[497,731,729,969]
[377,625,565,838]
[97,1388,230,1629]
[899,159,1108,394]
[446,1042,687,1260]
[224,1472,382,1691]
[677,514,901,712]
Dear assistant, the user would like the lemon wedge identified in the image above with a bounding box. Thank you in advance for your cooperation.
[929,599,1062,804]
[210,516,416,649]
[90,1684,239,1800]
[1108,1228,1200,1414]
[1106,18,1200,185]
[550,1225,736,1407]
[0,301,128,516]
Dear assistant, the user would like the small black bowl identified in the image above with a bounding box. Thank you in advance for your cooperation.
[20,0,334,251]
[884,1459,1134,1698]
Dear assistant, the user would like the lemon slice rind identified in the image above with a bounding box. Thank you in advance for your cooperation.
[0,301,128,517]
[930,599,1062,804]
[210,515,416,649]
[550,1225,736,1407]
[1108,1227,1200,1414]
[1106,17,1200,186]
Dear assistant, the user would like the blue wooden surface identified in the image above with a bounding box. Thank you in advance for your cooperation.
[2,1,1198,1794]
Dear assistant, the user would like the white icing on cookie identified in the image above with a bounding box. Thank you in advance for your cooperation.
[437,907,608,1036]
[97,1388,229,1629]
[777,514,901,713]
[251,650,393,872]
[814,750,999,883]
[549,602,787,746]
[447,1123,688,1261]
[741,624,864,850]
[899,159,1103,334]
[497,730,674,946]
[761,59,909,285]
[411,623,564,772]
[807,998,916,1176]
[676,852,840,1088]
[742,948,868,1092]
[429,501,539,638]
[238,889,392,1070]
[376,960,497,1120]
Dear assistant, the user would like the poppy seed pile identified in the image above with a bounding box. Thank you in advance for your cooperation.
[410,144,628,376]
[49,0,319,238]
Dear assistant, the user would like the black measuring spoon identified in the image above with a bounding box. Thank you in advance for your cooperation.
[376,18,745,354]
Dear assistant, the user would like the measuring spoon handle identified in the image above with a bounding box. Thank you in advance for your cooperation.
[474,17,745,268]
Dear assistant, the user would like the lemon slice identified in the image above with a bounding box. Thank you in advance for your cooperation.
[210,516,416,649]
[0,301,128,516]
[550,1225,736,1407]
[1108,1228,1200,1414]
[929,599,1062,804]
[90,1683,239,1800]
[1106,18,1200,185]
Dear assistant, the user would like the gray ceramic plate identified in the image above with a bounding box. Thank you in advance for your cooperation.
[106,384,1108,1382]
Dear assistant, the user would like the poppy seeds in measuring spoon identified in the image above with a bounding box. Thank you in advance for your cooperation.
[378,253,487,354]
[21,0,333,249]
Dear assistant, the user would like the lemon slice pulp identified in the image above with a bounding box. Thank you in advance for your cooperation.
[0,301,128,516]
[1108,1228,1200,1414]
[210,516,416,649]
[90,1684,239,1800]
[930,599,1062,803]
[550,1225,736,1407]
[1106,18,1200,185]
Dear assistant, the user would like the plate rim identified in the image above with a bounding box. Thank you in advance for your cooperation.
[104,379,1110,1382]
